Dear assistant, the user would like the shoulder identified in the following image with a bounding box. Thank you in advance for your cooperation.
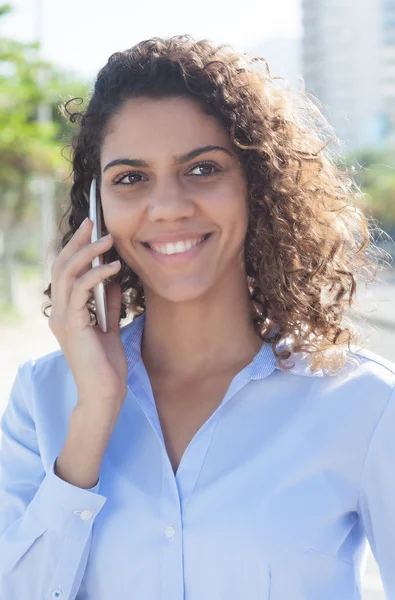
[349,346,395,380]
[17,319,136,377]
[339,347,395,393]
[286,342,395,385]
[295,347,395,426]
[12,319,137,407]
[4,320,137,442]
[281,342,395,384]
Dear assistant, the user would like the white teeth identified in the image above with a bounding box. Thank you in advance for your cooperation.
[148,236,206,255]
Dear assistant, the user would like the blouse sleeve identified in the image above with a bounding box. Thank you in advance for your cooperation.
[358,384,395,598]
[0,362,107,600]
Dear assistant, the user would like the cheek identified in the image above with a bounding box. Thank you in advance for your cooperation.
[102,203,141,239]
[215,184,249,233]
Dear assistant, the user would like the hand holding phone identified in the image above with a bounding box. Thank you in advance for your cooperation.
[89,178,109,332]
[48,179,129,488]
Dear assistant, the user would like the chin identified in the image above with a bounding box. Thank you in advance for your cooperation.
[145,277,214,304]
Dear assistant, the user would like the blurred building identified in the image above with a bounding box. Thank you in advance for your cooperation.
[246,38,302,93]
[381,0,395,144]
[302,0,395,150]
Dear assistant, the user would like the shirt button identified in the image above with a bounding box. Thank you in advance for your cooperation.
[164,524,175,539]
[80,510,93,521]
[52,590,63,599]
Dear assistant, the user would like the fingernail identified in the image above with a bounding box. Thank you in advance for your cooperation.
[100,233,112,242]
[79,217,89,229]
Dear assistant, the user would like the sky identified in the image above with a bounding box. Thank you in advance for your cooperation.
[2,0,302,80]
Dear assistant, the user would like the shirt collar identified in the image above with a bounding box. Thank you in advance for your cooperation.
[122,312,322,380]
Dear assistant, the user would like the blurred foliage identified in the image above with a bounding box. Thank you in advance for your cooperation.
[0,3,90,230]
[342,148,395,238]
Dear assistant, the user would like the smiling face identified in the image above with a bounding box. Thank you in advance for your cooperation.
[100,96,249,304]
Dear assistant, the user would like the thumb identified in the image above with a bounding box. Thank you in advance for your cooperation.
[106,282,123,332]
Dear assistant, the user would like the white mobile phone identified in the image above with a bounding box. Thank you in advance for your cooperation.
[89,178,109,333]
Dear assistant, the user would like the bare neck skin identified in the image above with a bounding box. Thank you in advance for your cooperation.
[141,260,263,381]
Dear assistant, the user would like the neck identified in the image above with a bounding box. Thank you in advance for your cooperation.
[140,268,264,380]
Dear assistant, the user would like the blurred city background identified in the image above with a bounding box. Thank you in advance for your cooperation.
[0,0,395,598]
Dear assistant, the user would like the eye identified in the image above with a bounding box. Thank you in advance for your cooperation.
[112,162,221,185]
[188,162,221,177]
[113,171,147,186]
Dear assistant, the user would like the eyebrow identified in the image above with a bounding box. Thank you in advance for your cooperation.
[103,145,233,173]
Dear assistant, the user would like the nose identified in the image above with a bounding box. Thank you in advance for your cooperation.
[147,177,195,222]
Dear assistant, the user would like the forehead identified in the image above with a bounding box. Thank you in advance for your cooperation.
[101,96,232,161]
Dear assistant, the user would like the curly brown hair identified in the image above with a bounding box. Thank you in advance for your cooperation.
[43,35,388,375]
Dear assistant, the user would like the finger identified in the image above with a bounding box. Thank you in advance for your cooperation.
[53,235,114,314]
[55,217,93,270]
[50,218,93,306]
[67,261,121,325]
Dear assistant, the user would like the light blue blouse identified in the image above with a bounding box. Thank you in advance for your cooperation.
[0,312,395,600]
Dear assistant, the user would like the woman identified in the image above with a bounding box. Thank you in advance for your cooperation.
[0,36,394,600]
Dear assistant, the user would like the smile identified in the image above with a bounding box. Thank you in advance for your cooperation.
[143,234,211,255]
[140,233,213,264]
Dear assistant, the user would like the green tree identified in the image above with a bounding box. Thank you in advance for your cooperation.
[343,148,395,238]
[0,3,90,307]
[0,2,90,229]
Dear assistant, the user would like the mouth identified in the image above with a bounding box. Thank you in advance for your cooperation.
[142,233,212,254]
[140,233,213,264]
